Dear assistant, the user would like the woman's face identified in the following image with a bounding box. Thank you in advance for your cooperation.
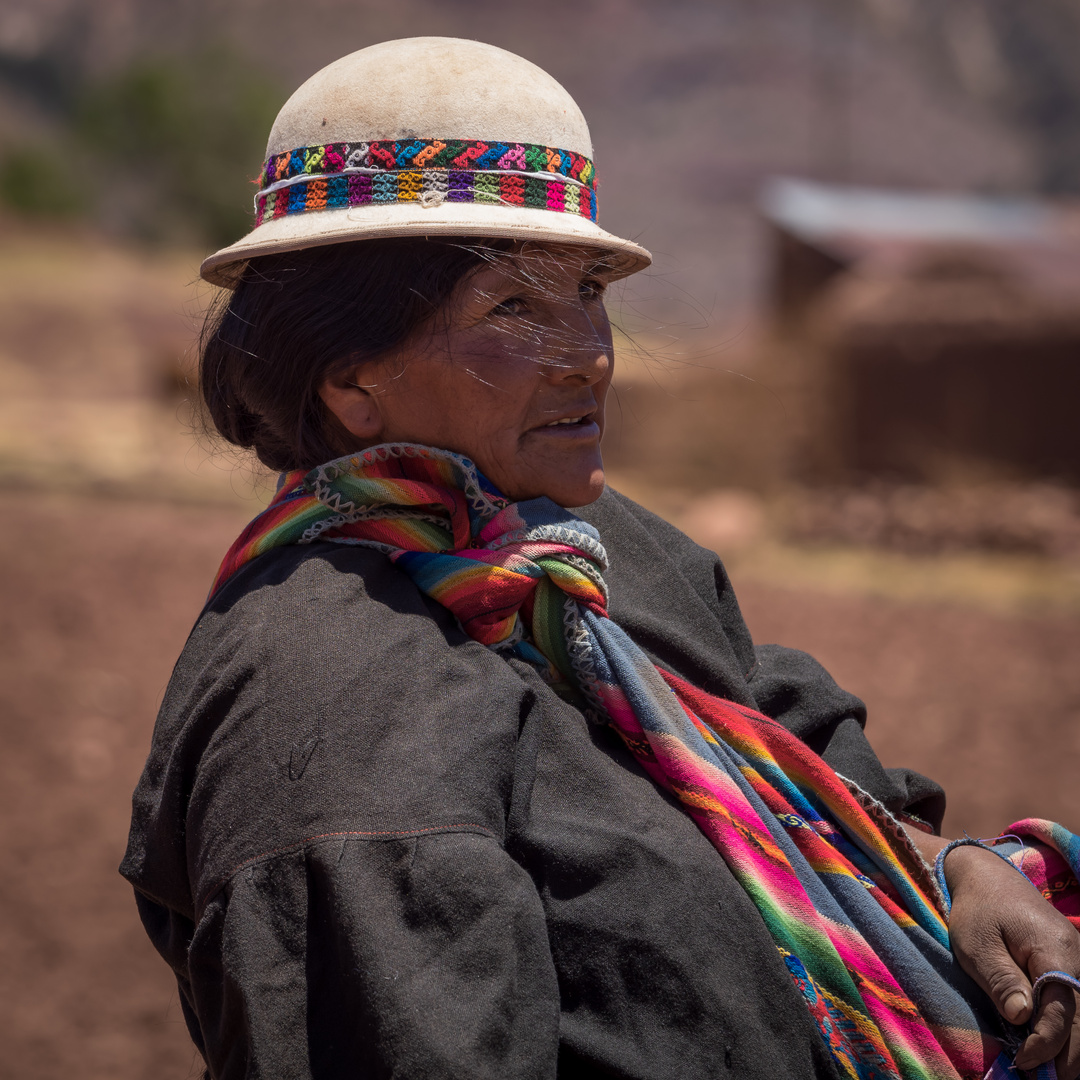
[320,244,615,507]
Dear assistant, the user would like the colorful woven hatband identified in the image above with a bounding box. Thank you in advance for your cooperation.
[211,444,1080,1080]
[254,139,598,227]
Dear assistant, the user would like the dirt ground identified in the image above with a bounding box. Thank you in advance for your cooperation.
[1,491,1078,1079]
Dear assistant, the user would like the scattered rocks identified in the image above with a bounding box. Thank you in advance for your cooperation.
[781,482,1080,559]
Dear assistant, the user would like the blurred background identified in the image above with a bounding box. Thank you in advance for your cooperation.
[1,1,1079,1076]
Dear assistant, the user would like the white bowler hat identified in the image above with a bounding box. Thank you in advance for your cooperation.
[200,36,653,287]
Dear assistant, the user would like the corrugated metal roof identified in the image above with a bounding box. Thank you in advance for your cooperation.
[760,177,1053,243]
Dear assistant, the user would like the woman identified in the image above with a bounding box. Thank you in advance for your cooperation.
[122,37,1080,1080]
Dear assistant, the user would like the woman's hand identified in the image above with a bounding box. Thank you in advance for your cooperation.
[905,827,1080,1078]
[945,844,1080,1078]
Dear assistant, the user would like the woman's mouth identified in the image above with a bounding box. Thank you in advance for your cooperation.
[531,412,600,438]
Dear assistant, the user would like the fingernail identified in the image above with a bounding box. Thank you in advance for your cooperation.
[1003,991,1029,1023]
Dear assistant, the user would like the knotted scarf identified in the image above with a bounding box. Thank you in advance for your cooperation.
[212,443,1080,1080]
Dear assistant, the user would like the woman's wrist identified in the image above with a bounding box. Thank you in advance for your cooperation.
[939,841,1004,890]
[932,836,1030,914]
[900,827,1023,913]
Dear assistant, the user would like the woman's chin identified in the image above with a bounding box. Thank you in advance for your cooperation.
[441,438,608,507]
[486,459,606,507]
[532,464,607,508]
[565,468,607,508]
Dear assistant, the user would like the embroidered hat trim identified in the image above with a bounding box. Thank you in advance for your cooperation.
[254,140,599,226]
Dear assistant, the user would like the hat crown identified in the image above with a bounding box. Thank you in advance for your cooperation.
[267,37,593,158]
[201,37,650,288]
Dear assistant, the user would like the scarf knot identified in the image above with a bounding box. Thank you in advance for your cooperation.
[213,443,610,681]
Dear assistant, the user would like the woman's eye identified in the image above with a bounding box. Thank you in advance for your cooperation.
[490,296,529,317]
[580,278,606,303]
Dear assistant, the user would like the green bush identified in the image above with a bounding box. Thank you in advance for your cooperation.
[0,144,84,217]
[0,44,284,246]
[76,45,285,246]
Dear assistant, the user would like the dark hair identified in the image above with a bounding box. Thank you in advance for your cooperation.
[199,237,504,471]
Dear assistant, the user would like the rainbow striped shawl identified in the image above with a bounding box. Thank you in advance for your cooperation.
[212,444,1080,1080]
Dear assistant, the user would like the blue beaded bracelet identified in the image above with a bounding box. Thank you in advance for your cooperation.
[933,836,1029,915]
[1032,970,1080,1013]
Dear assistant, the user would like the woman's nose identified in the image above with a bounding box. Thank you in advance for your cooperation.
[540,300,612,385]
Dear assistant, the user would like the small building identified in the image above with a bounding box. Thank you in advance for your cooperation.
[759,178,1080,484]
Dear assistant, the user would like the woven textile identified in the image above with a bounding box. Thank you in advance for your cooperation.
[212,444,1080,1080]
[254,139,598,226]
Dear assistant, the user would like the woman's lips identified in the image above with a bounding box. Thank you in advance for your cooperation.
[527,413,600,439]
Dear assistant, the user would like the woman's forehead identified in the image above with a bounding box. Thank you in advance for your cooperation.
[468,244,614,290]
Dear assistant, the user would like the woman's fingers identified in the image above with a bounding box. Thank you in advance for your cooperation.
[969,936,1033,1024]
[1014,983,1075,1072]
[1055,998,1080,1080]
[945,844,1080,1070]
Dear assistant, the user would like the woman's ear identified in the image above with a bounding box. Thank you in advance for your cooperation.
[318,363,385,442]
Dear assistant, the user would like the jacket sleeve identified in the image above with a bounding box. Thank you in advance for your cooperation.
[176,831,560,1080]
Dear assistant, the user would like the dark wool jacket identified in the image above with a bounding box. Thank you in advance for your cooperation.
[122,488,945,1080]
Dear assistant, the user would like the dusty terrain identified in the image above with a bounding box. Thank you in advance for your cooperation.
[1,491,1078,1079]
[0,495,250,1079]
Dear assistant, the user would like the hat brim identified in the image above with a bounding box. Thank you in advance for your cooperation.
[200,202,652,288]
